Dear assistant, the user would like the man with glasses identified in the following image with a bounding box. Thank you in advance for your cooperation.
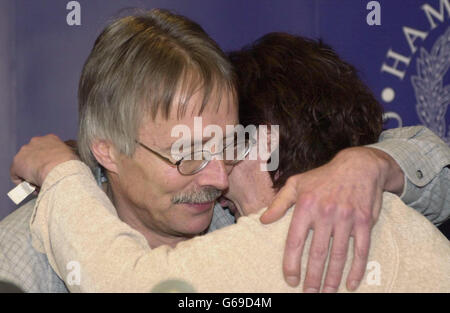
[2,8,243,291]
[2,9,276,292]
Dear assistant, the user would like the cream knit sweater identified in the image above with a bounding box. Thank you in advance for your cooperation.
[30,161,450,292]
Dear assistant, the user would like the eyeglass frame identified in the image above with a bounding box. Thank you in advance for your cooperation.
[135,137,254,176]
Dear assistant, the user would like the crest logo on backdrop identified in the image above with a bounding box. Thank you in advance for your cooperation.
[411,27,450,144]
[380,0,450,145]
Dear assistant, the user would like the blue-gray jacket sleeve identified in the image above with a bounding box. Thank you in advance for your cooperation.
[367,126,450,226]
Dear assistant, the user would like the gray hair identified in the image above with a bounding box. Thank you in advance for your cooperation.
[78,9,236,170]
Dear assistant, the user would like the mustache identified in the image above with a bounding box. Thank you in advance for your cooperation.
[171,187,222,204]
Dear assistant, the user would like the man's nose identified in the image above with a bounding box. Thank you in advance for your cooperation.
[195,159,230,191]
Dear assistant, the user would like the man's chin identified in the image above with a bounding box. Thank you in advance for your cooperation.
[176,203,215,235]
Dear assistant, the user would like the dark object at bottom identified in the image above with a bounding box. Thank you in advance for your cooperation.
[438,219,450,240]
[0,281,23,293]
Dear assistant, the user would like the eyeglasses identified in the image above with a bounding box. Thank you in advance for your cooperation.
[135,137,254,176]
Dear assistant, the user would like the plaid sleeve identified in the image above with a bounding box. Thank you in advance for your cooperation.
[367,126,450,225]
[0,200,68,292]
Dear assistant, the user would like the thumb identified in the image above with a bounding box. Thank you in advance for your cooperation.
[260,181,298,224]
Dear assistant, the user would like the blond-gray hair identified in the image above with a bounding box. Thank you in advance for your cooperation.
[78,9,236,170]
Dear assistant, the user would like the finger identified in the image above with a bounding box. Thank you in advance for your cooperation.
[260,180,298,224]
[11,177,23,186]
[321,222,353,293]
[303,225,332,293]
[346,225,371,291]
[372,189,383,223]
[282,207,311,287]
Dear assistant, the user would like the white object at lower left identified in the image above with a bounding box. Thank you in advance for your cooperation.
[7,181,36,205]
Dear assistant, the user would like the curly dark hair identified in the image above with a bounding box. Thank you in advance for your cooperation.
[228,32,383,190]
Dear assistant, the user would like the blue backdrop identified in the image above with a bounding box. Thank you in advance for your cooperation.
[1,0,449,219]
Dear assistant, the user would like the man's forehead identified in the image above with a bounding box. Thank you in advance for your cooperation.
[176,86,237,118]
[148,102,238,129]
[139,93,238,148]
[147,83,236,118]
[143,111,238,136]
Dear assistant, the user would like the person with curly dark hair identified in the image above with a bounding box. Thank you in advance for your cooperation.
[229,33,383,190]
[13,32,450,293]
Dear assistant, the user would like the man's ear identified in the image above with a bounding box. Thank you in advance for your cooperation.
[91,140,120,174]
